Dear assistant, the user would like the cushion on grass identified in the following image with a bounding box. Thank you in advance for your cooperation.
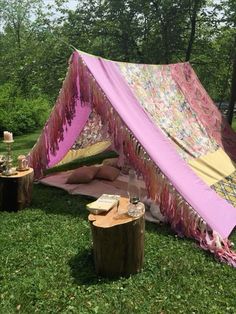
[95,165,120,181]
[66,166,99,184]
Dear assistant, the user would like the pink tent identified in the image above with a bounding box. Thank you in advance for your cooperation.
[29,50,236,267]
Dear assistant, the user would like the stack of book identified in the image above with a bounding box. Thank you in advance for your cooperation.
[86,194,120,214]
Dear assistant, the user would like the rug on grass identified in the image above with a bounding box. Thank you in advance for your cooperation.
[39,170,147,199]
[38,170,158,221]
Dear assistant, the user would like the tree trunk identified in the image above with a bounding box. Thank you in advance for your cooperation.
[16,25,21,49]
[185,0,201,62]
[227,37,236,125]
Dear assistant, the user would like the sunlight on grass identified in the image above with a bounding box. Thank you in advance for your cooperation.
[232,117,236,131]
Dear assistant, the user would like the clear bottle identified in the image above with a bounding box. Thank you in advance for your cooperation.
[128,169,140,204]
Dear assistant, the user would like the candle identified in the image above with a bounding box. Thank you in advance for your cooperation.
[3,131,13,141]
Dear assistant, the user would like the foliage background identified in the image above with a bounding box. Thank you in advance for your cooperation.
[0,0,235,133]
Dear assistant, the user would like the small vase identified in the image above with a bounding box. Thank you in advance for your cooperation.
[127,169,140,204]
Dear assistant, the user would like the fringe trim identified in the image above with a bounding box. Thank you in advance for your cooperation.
[77,54,236,267]
[28,52,79,178]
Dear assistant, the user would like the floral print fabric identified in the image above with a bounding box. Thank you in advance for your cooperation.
[117,62,218,160]
[74,108,110,149]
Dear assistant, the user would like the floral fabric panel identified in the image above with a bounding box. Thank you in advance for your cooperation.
[117,62,218,160]
[75,109,110,149]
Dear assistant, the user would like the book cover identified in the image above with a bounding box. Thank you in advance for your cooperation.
[87,194,120,214]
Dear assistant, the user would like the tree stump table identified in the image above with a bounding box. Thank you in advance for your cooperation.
[0,167,34,212]
[88,197,145,278]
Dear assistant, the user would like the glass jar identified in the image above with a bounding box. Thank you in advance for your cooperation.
[127,169,140,204]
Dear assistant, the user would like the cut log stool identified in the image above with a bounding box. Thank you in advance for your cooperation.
[88,197,145,278]
[0,168,34,212]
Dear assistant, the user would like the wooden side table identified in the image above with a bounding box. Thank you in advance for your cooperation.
[88,197,145,278]
[0,167,34,212]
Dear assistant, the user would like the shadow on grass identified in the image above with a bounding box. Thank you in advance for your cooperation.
[145,220,175,237]
[69,248,100,285]
[31,184,94,219]
[69,248,132,285]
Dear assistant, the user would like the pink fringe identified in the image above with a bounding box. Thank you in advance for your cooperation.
[28,53,79,178]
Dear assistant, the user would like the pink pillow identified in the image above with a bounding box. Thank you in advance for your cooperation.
[95,165,120,181]
[66,166,99,184]
[102,158,119,168]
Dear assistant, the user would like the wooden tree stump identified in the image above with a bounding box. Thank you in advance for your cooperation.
[88,197,145,278]
[0,168,34,212]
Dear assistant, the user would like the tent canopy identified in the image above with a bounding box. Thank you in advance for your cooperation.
[29,50,236,267]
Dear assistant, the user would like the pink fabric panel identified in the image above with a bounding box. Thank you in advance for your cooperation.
[80,51,236,239]
[47,66,91,167]
[47,100,91,167]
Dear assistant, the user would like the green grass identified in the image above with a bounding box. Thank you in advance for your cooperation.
[0,131,236,313]
[232,116,236,131]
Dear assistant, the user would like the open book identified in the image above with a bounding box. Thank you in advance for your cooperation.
[87,194,120,214]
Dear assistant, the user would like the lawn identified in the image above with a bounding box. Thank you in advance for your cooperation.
[232,117,236,131]
[0,130,236,314]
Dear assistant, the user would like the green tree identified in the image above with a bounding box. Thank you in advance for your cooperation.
[224,0,236,125]
[0,0,43,49]
[0,0,73,99]
[185,0,207,61]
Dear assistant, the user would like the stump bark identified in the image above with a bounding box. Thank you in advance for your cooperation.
[88,197,145,278]
[0,168,34,211]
